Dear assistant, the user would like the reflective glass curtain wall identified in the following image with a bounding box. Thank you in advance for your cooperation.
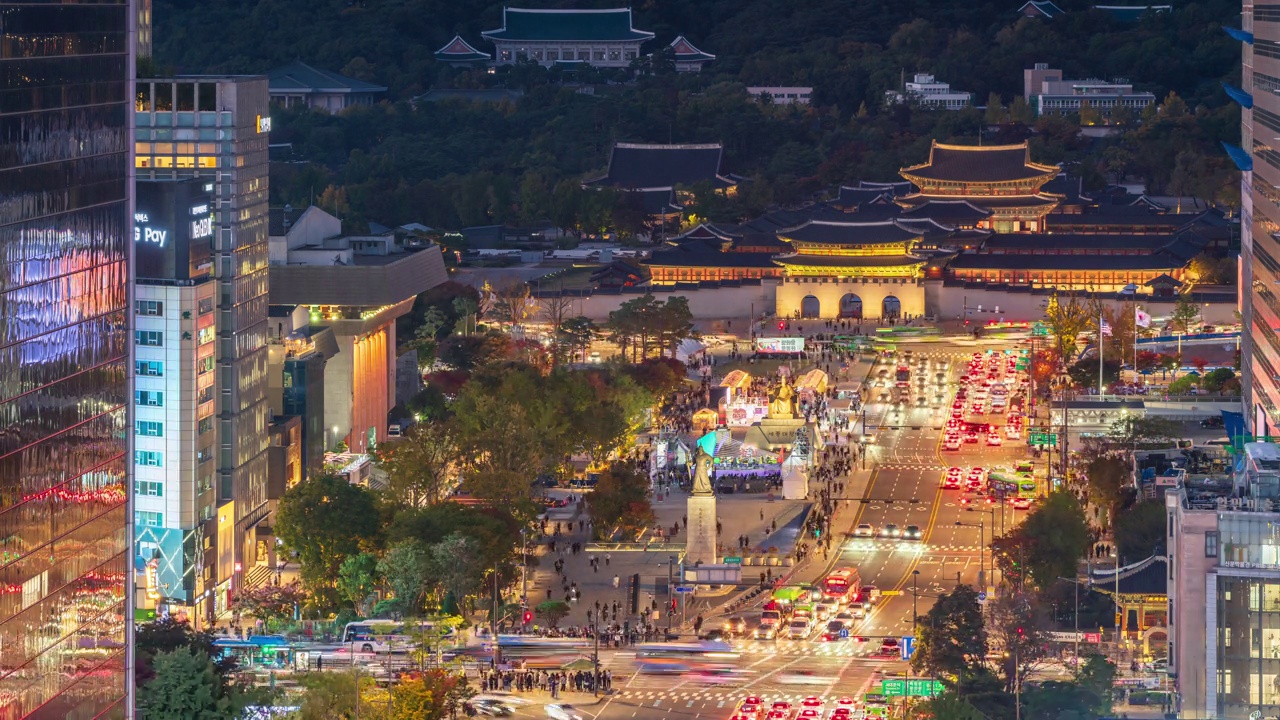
[0,1,132,717]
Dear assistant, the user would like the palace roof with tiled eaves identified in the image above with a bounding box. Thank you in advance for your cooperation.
[774,254,926,268]
[899,199,993,224]
[434,35,491,63]
[586,143,733,191]
[670,36,715,62]
[900,141,1059,184]
[776,219,924,246]
[946,252,1184,271]
[482,8,655,43]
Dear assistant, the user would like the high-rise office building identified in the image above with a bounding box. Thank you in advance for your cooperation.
[0,0,133,715]
[1236,0,1280,436]
[136,77,272,620]
[133,179,219,624]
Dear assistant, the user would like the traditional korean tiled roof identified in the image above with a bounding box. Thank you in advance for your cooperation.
[1044,208,1203,230]
[670,36,715,62]
[649,246,779,268]
[899,200,992,224]
[947,252,1184,271]
[775,254,926,268]
[898,194,1060,210]
[632,188,683,215]
[901,141,1059,184]
[776,219,924,246]
[1018,0,1066,18]
[1087,555,1168,595]
[434,35,491,62]
[980,232,1180,252]
[586,143,734,191]
[482,8,655,42]
[837,187,895,208]
[1143,273,1183,286]
[268,61,387,94]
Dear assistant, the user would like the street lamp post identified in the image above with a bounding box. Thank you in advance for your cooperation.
[520,529,528,607]
[592,601,601,697]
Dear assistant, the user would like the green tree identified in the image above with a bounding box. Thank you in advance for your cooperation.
[428,533,489,615]
[557,316,598,363]
[917,694,987,720]
[386,669,474,720]
[588,463,655,538]
[137,646,259,720]
[1171,294,1201,334]
[984,92,1007,124]
[293,669,360,720]
[136,618,235,686]
[1044,292,1098,363]
[337,552,381,616]
[275,473,381,605]
[1078,99,1102,127]
[1075,654,1119,714]
[1084,456,1129,523]
[988,590,1050,693]
[536,599,572,627]
[993,491,1089,589]
[231,580,305,626]
[374,420,456,508]
[911,584,987,680]
[1113,500,1167,559]
[378,540,433,616]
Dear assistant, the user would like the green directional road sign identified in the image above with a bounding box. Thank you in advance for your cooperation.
[906,679,945,697]
[1029,431,1058,447]
[880,680,906,697]
[723,556,742,565]
[881,679,945,697]
[1031,321,1049,337]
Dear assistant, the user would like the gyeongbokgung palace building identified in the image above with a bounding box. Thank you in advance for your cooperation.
[637,141,1227,320]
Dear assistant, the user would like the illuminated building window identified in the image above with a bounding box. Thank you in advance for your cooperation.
[136,511,164,528]
[198,417,214,435]
[135,330,163,346]
[136,300,164,316]
[136,360,163,377]
[135,450,163,467]
[136,420,164,437]
[135,390,164,407]
[198,326,215,345]
[198,356,214,374]
[135,481,164,497]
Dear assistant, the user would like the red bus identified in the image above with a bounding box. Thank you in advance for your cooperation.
[822,569,861,603]
[894,366,910,387]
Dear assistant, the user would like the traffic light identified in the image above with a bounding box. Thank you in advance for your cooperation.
[522,610,533,625]
[1016,627,1024,636]
[779,322,786,330]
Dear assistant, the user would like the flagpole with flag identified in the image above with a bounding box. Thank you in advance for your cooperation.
[1134,306,1151,386]
[1099,315,1113,396]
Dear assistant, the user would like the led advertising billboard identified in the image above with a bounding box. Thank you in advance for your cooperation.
[135,178,214,281]
[754,337,806,354]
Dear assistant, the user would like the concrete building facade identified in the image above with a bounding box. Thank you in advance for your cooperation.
[136,76,274,611]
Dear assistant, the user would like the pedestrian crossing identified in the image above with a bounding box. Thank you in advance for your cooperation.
[612,688,872,704]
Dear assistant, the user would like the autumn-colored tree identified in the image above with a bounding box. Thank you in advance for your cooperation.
[231,580,305,626]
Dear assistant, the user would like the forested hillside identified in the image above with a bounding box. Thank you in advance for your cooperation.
[154,0,1242,232]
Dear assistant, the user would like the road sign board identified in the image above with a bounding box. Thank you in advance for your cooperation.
[901,636,915,661]
[1029,431,1058,447]
[978,591,987,602]
[883,679,944,697]
[674,585,695,593]
[723,556,743,565]
[881,590,902,596]
[840,628,850,638]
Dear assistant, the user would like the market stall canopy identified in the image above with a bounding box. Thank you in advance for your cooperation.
[796,369,830,394]
[692,408,719,430]
[720,369,752,390]
[676,337,706,362]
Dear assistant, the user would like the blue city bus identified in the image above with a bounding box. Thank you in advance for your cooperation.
[213,635,299,671]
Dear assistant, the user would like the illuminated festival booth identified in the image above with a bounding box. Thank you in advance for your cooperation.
[694,428,783,491]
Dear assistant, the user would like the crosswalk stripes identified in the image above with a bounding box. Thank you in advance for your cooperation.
[615,690,859,703]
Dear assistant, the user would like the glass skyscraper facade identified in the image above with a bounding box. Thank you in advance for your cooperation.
[0,0,133,716]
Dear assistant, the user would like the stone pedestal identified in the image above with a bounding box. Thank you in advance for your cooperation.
[685,494,718,567]
[781,463,809,500]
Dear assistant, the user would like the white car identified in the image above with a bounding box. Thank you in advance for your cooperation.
[854,523,875,538]
[786,619,813,639]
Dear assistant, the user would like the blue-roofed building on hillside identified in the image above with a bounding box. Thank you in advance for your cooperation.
[482,7,654,68]
[269,61,387,112]
[1092,4,1171,22]
[668,35,715,72]
[435,35,491,67]
[1016,1,1066,18]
